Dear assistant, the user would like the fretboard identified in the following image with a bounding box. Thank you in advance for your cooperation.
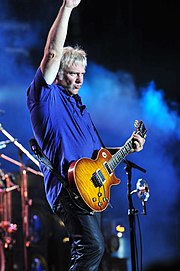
[108,140,133,171]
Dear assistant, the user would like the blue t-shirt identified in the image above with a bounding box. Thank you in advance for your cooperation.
[27,68,102,210]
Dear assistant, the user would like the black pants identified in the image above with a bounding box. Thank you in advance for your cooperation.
[53,188,105,271]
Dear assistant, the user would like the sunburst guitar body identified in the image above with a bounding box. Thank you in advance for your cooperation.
[68,148,120,212]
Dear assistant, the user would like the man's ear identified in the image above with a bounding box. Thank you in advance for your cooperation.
[57,70,64,80]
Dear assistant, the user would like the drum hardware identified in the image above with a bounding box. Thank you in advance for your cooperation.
[0,123,43,271]
[0,239,5,271]
[0,123,40,167]
[0,170,19,271]
[0,154,43,177]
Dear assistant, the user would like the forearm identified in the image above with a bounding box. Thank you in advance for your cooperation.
[45,4,72,56]
[40,3,73,82]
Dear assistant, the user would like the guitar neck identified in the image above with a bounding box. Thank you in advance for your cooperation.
[108,140,133,171]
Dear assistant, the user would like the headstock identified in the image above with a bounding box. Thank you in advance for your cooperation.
[134,120,147,139]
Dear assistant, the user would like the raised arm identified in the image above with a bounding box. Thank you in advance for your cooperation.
[40,0,81,84]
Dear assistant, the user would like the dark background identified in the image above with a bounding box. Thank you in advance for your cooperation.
[8,0,180,105]
[0,1,180,271]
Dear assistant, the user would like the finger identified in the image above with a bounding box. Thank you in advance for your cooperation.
[133,140,143,151]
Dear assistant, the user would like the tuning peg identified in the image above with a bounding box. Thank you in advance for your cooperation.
[134,120,139,128]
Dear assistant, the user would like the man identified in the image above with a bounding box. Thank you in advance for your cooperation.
[27,0,145,270]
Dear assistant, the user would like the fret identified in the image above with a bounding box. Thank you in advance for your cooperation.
[108,140,133,171]
[107,119,147,173]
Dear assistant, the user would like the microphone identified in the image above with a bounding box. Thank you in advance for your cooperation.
[130,178,150,215]
[0,139,12,150]
[136,178,150,202]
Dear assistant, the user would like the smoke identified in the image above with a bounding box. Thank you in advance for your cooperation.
[80,63,180,265]
[0,1,179,268]
[0,1,42,169]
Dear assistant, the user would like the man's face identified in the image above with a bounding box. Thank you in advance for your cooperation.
[59,64,86,95]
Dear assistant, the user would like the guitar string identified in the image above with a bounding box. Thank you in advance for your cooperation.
[93,142,133,209]
[87,122,146,210]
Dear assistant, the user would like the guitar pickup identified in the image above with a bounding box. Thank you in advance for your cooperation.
[91,169,105,188]
[104,161,112,175]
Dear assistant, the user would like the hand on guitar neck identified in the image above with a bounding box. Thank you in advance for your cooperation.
[108,120,146,155]
[128,131,145,152]
[131,119,147,151]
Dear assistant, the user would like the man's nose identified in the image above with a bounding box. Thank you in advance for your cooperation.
[76,74,83,82]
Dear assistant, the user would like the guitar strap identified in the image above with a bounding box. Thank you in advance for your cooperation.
[72,94,105,148]
[29,138,67,188]
[29,138,94,214]
[90,118,106,148]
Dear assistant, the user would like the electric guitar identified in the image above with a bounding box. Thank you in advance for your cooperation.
[68,120,147,212]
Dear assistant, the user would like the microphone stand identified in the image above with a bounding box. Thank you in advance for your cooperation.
[123,159,146,271]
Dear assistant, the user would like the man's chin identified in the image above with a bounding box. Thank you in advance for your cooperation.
[71,88,80,95]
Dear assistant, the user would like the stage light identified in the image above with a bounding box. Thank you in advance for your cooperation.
[116,224,125,233]
[63,237,70,243]
[30,255,48,271]
[117,232,123,238]
[29,209,46,244]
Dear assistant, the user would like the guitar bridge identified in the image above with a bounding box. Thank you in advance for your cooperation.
[91,169,105,188]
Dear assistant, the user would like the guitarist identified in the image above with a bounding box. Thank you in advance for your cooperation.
[27,0,146,270]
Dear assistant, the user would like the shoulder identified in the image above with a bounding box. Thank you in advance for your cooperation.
[27,67,60,101]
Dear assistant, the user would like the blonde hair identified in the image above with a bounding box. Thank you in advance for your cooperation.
[59,46,87,73]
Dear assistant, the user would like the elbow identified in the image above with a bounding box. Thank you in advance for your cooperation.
[44,48,56,62]
[45,42,62,61]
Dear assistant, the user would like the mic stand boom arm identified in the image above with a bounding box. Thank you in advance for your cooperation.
[0,123,39,167]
